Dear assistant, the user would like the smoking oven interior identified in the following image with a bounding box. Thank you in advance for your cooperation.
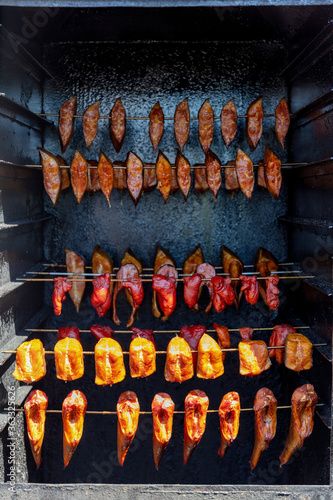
[0,4,332,490]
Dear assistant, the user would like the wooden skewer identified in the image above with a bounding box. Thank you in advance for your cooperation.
[2,344,327,355]
[25,270,303,278]
[25,326,310,334]
[42,263,296,270]
[17,275,315,283]
[25,162,307,170]
[3,404,324,415]
[37,113,277,120]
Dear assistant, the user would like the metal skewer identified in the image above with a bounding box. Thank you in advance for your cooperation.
[36,113,277,120]
[25,326,311,334]
[42,262,296,271]
[3,403,324,415]
[24,162,307,170]
[2,344,327,355]
[16,275,315,282]
[25,270,305,278]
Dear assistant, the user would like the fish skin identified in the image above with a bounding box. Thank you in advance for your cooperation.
[156,150,172,203]
[196,333,224,380]
[152,393,175,470]
[235,148,254,201]
[218,391,240,459]
[110,98,126,153]
[268,324,296,364]
[275,97,290,150]
[94,337,125,386]
[264,146,282,200]
[83,100,100,150]
[149,102,164,153]
[183,390,209,465]
[70,150,88,204]
[126,151,143,206]
[65,249,86,313]
[53,277,72,315]
[238,341,271,377]
[62,390,87,468]
[221,99,237,148]
[38,148,62,206]
[284,333,312,372]
[246,97,263,151]
[24,390,48,469]
[13,339,46,384]
[164,337,194,383]
[117,391,140,466]
[174,98,190,152]
[250,387,277,470]
[279,384,317,466]
[198,99,214,154]
[59,96,77,154]
[54,338,84,381]
[180,324,206,365]
[213,324,230,362]
[205,149,222,201]
[129,337,156,379]
[97,150,113,207]
[176,150,191,202]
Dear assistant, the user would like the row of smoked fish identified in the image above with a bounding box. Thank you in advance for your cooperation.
[12,325,313,384]
[39,144,282,207]
[24,384,317,471]
[53,246,282,326]
[58,96,290,154]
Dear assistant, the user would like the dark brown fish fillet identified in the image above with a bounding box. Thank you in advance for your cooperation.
[126,151,143,205]
[221,99,237,148]
[65,249,85,313]
[156,150,172,203]
[176,150,191,201]
[113,162,127,191]
[275,97,290,150]
[194,166,209,192]
[205,150,222,201]
[174,98,190,152]
[59,96,77,154]
[143,164,157,191]
[70,150,88,204]
[224,160,239,192]
[279,384,317,466]
[110,98,126,153]
[83,101,100,150]
[264,146,282,200]
[38,148,61,206]
[235,148,254,200]
[198,99,214,154]
[221,245,243,308]
[149,102,164,153]
[246,97,263,151]
[98,150,113,206]
[250,387,277,470]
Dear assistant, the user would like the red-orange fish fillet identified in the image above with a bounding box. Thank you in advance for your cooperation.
[24,390,48,468]
[62,390,87,468]
[183,390,209,465]
[117,391,140,466]
[151,393,175,469]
